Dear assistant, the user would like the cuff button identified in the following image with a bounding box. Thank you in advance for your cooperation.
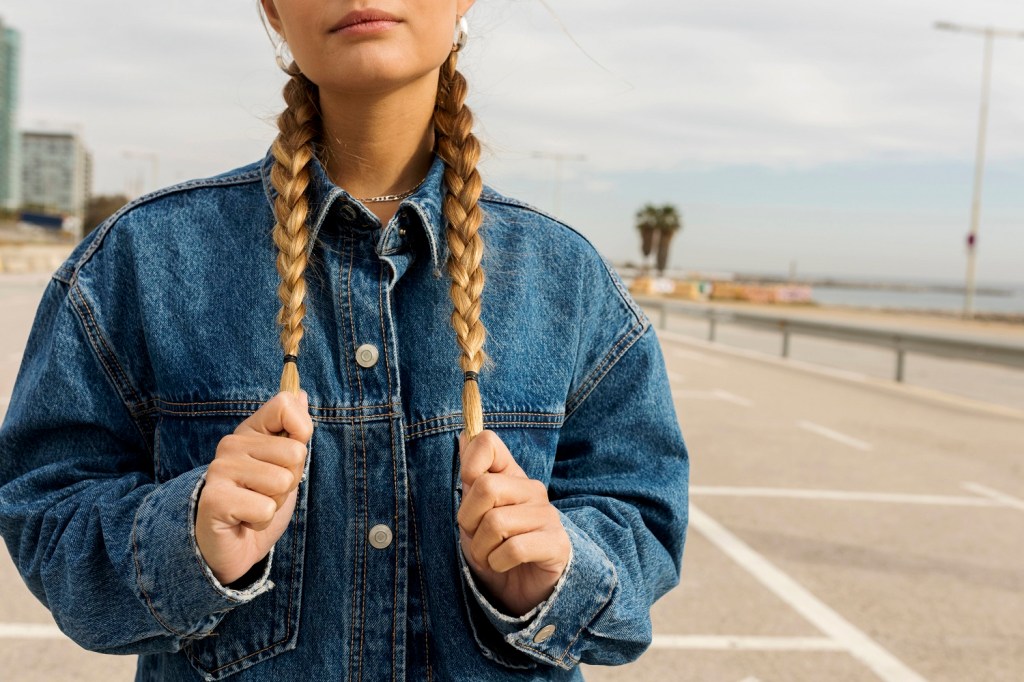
[533,624,556,643]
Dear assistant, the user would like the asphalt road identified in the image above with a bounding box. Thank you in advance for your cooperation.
[1,274,1022,681]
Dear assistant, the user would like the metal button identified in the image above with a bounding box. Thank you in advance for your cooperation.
[398,226,407,237]
[355,343,379,368]
[369,524,393,549]
[340,204,358,221]
[533,624,556,643]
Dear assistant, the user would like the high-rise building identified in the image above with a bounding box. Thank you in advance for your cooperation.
[0,18,21,212]
[21,131,92,240]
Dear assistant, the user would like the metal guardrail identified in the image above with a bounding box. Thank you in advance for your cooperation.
[634,295,1024,382]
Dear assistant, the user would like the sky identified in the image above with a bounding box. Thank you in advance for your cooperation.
[3,0,1023,285]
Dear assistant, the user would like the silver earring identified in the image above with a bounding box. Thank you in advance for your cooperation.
[452,15,469,52]
[275,39,301,75]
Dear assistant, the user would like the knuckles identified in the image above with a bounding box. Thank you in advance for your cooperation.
[478,506,510,540]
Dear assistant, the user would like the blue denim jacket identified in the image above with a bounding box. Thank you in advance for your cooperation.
[0,143,689,681]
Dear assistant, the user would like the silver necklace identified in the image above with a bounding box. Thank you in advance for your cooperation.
[360,174,429,204]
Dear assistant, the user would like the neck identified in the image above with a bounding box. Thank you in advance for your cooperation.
[317,72,438,202]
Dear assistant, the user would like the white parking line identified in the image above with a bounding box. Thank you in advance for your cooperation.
[797,420,872,451]
[0,623,67,639]
[668,346,727,367]
[673,390,753,407]
[651,635,844,651]
[961,482,1024,512]
[674,390,723,401]
[692,485,1001,508]
[713,389,754,407]
[690,503,928,682]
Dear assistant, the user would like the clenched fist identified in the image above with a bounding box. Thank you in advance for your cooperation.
[195,390,314,586]
[457,429,571,617]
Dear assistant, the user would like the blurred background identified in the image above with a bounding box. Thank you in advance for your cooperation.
[0,1,1021,680]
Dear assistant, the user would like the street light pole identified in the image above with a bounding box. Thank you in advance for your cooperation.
[934,21,1024,319]
[529,151,586,216]
[121,149,160,198]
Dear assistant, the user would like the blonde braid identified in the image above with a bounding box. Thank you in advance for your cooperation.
[432,50,491,442]
[270,72,321,394]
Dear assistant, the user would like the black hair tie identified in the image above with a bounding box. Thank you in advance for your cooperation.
[463,371,479,383]
[283,354,298,365]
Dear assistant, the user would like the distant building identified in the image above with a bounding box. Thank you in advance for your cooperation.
[21,131,92,240]
[0,18,21,211]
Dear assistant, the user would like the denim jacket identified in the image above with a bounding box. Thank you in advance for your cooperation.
[0,143,690,681]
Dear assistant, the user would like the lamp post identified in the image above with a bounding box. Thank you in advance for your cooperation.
[529,151,586,216]
[934,21,1024,319]
[121,149,160,199]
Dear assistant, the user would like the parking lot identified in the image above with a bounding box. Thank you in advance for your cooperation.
[2,274,1023,680]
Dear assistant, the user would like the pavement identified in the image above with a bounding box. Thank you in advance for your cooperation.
[1,274,1022,681]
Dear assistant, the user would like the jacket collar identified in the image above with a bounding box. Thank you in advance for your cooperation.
[260,142,448,272]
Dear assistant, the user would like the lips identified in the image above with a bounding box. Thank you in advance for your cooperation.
[330,8,400,32]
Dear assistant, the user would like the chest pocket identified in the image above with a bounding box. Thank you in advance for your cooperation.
[153,411,310,680]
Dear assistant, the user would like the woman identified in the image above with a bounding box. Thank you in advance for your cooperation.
[0,1,689,680]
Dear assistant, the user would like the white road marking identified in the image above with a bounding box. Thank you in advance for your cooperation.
[713,389,754,407]
[797,420,872,451]
[668,346,727,367]
[690,503,928,682]
[674,390,723,400]
[651,634,844,651]
[692,485,1001,508]
[0,623,68,639]
[962,482,1024,512]
[658,329,1024,420]
[673,389,753,407]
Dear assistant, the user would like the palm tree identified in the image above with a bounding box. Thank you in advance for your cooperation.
[635,203,683,277]
[655,205,682,277]
[634,203,660,275]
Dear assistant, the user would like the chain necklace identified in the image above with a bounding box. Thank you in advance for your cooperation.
[359,174,429,204]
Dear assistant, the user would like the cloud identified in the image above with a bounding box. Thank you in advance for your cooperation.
[3,0,1022,282]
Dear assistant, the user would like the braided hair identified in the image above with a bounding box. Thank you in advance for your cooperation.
[267,22,490,440]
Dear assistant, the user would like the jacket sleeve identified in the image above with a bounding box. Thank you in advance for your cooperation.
[0,274,274,655]
[461,252,690,669]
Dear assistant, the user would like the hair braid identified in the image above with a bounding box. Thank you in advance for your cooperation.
[432,50,491,441]
[270,72,321,394]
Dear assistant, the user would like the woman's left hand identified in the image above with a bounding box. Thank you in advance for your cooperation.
[457,429,571,617]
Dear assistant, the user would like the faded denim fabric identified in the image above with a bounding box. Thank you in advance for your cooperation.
[0,142,690,681]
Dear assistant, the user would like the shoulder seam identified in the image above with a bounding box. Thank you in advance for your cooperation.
[564,317,651,420]
[479,188,647,328]
[54,168,262,284]
[67,281,153,452]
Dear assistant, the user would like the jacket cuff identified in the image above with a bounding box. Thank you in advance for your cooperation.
[460,511,618,670]
[131,465,275,638]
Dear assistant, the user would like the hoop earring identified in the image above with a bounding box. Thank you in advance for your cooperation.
[275,39,302,75]
[452,15,469,52]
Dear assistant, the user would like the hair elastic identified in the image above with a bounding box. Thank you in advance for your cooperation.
[463,370,479,383]
[284,354,298,365]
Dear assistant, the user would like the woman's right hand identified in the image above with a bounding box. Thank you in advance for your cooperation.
[195,390,314,586]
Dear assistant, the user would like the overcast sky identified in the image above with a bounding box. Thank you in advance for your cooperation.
[4,0,1023,284]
